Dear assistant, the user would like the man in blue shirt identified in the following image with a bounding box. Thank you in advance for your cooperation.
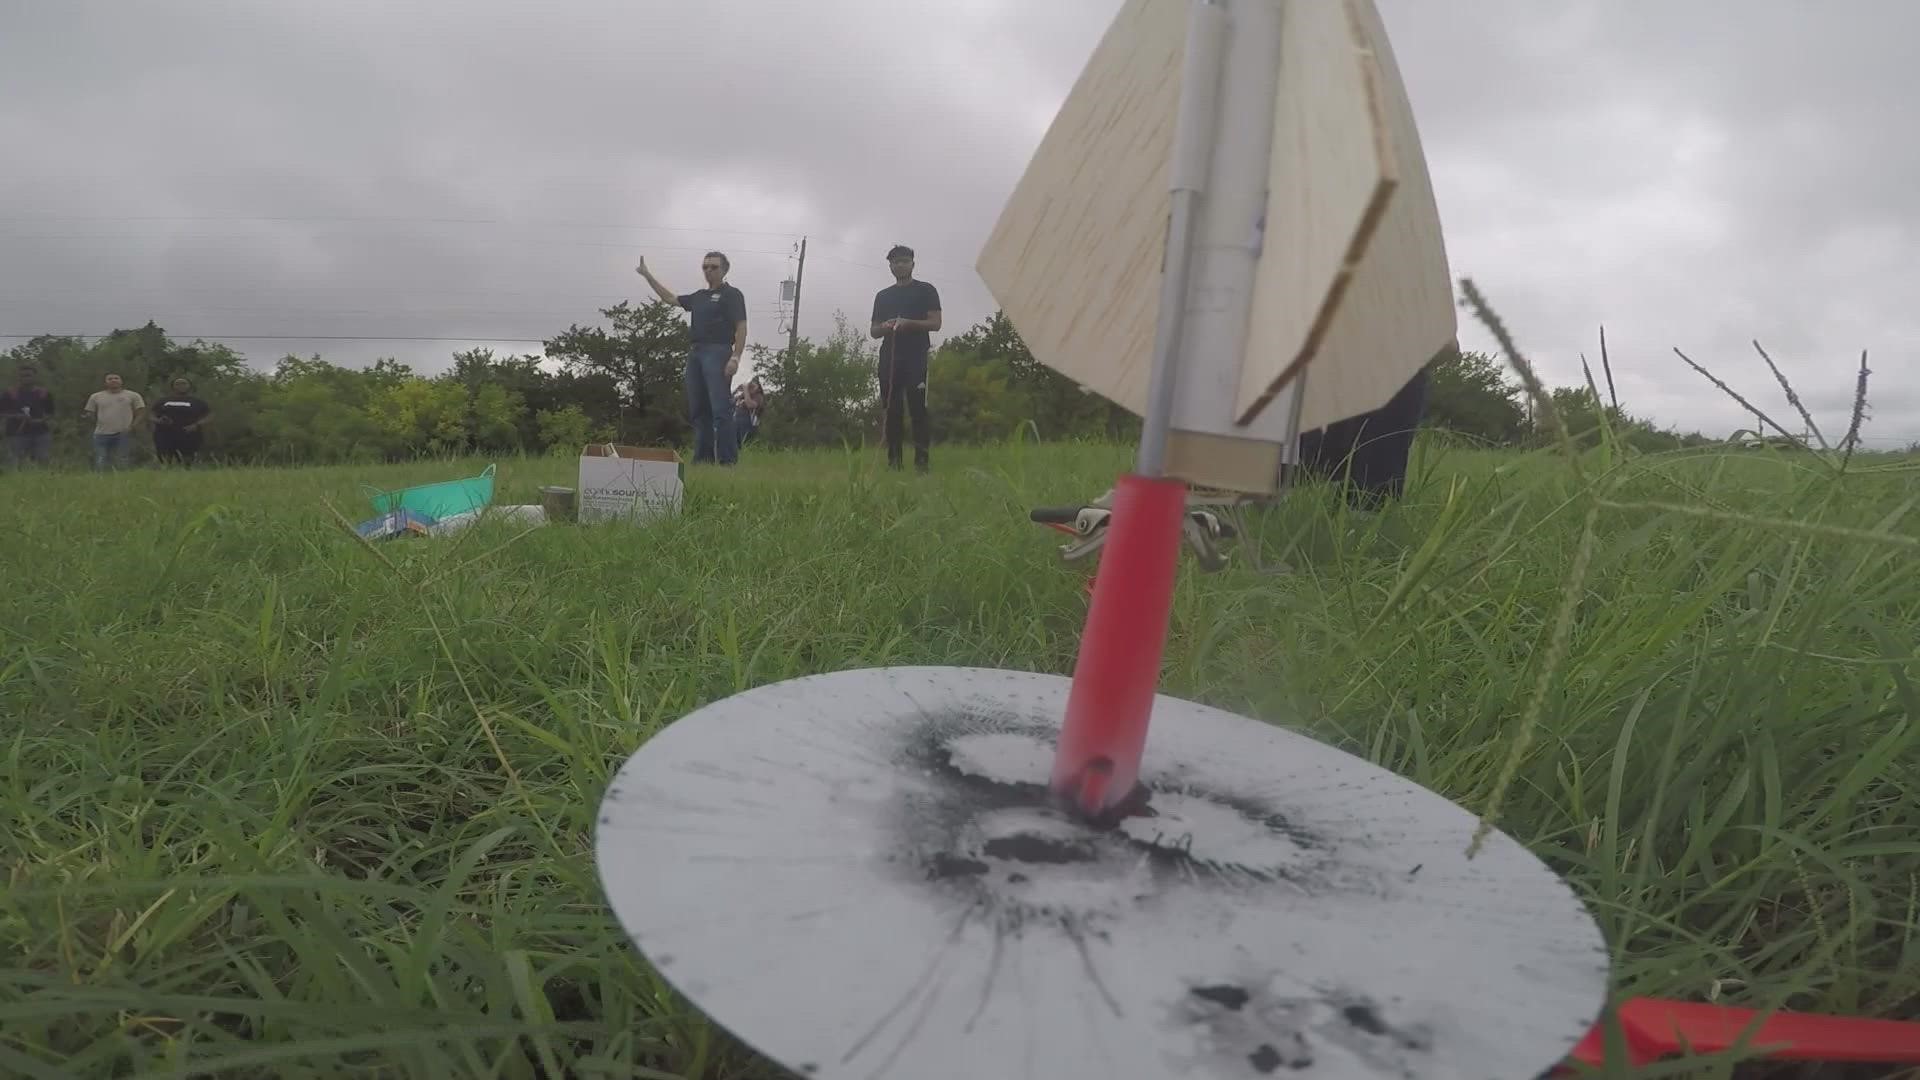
[636,251,748,465]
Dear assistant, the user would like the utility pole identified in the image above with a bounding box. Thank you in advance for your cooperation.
[786,236,807,356]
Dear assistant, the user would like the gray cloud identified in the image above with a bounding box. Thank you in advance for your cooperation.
[2,0,1912,445]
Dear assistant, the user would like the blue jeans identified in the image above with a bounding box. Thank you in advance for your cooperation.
[6,430,51,468]
[92,431,131,471]
[684,343,737,465]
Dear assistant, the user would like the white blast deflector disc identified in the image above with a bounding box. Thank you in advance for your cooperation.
[594,666,1610,1080]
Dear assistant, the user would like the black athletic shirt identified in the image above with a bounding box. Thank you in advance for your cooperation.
[152,395,211,433]
[871,280,941,365]
[677,285,748,346]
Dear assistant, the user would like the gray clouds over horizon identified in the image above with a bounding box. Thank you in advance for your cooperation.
[3,0,1913,444]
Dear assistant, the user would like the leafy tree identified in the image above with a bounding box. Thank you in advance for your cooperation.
[1423,347,1526,445]
[1548,385,1666,450]
[543,300,689,448]
[469,383,526,450]
[753,312,879,449]
[926,348,1023,443]
[367,379,468,454]
[941,311,1132,440]
[535,405,597,450]
[6,334,87,377]
[252,368,390,463]
[0,309,1721,468]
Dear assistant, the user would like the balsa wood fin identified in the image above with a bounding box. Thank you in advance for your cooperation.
[977,0,1456,491]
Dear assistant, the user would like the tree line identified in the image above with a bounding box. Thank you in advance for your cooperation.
[2,300,1713,468]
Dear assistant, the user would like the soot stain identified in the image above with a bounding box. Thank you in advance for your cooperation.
[981,833,1093,864]
[1180,981,1422,1076]
[875,696,1401,1037]
[1191,984,1250,1011]
[873,705,1442,1073]
[926,853,989,880]
[1343,1003,1387,1036]
[890,704,1350,915]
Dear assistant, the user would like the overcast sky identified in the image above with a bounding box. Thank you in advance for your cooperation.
[2,0,1913,445]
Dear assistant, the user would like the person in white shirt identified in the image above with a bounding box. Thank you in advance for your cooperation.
[82,373,146,471]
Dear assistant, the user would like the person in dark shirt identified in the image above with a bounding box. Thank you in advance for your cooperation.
[635,251,748,466]
[151,376,213,467]
[0,363,55,468]
[1294,362,1432,509]
[869,244,941,473]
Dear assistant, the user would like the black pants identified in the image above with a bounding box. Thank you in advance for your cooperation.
[1295,366,1430,508]
[154,432,202,467]
[879,352,930,470]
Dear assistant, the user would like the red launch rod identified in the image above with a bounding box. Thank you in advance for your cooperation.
[1047,474,1189,819]
[1046,1,1232,821]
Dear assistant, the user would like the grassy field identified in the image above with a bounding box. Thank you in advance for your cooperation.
[2,435,1918,1079]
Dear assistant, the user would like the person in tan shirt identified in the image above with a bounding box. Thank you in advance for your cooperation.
[83,373,146,471]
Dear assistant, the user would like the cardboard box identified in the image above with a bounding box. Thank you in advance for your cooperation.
[577,444,684,525]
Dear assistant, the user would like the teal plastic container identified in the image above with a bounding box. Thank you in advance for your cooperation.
[363,464,496,521]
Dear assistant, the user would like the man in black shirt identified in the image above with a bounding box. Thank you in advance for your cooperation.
[636,251,748,465]
[870,244,941,473]
[151,376,213,466]
[0,363,54,468]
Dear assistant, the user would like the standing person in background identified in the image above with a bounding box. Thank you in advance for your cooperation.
[869,244,940,473]
[82,372,145,472]
[634,251,747,466]
[151,376,212,467]
[0,363,54,469]
[1295,363,1433,509]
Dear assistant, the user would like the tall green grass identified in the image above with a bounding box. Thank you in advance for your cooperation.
[2,435,1917,1078]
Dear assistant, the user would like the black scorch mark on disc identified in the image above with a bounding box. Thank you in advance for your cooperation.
[878,700,1386,953]
[895,704,1341,865]
[1246,1044,1284,1073]
[867,702,1438,1070]
[1176,979,1431,1076]
[1191,984,1251,1011]
[925,853,989,880]
[1343,1003,1388,1036]
[980,833,1092,864]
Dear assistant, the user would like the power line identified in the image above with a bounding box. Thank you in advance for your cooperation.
[0,328,810,345]
[0,238,969,279]
[0,213,975,276]
[0,213,808,239]
[0,236,801,258]
[0,332,557,344]
[0,303,789,319]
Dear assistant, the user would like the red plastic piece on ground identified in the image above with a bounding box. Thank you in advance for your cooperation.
[1049,472,1188,819]
[1561,997,1920,1071]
